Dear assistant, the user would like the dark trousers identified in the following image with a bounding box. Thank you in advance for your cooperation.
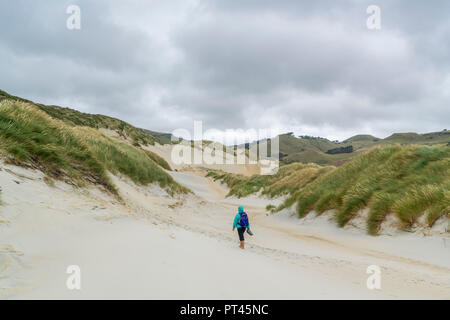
[237,227,246,241]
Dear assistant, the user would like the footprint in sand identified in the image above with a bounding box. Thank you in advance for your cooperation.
[0,245,24,256]
[0,245,25,277]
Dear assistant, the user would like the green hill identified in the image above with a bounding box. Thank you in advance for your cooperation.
[282,148,354,166]
[140,129,174,145]
[269,130,450,166]
[344,134,380,143]
[381,131,450,145]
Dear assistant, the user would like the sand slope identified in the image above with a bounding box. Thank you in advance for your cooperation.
[0,161,449,299]
[143,143,261,176]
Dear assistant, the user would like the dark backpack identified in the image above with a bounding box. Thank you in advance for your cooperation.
[238,212,249,228]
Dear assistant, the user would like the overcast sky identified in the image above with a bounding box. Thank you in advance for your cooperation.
[1,0,449,141]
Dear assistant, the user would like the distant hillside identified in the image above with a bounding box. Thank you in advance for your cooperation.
[382,132,450,145]
[343,134,380,143]
[255,130,450,166]
[140,129,173,145]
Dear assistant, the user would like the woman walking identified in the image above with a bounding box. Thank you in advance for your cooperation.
[232,206,252,249]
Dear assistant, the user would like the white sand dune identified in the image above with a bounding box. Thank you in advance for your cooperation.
[0,161,449,299]
[144,143,261,176]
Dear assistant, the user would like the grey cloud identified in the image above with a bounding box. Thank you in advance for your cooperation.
[0,0,154,72]
[0,0,448,140]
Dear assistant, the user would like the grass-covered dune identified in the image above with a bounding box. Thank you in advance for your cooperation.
[36,104,160,147]
[209,145,449,234]
[0,99,188,196]
[0,89,164,146]
[294,145,449,234]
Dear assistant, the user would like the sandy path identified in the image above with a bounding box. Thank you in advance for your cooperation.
[0,163,449,299]
[168,170,450,299]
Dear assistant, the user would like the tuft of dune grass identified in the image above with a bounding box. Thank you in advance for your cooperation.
[207,163,333,199]
[0,100,188,196]
[143,149,172,171]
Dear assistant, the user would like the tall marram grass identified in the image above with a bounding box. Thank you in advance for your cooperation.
[292,145,449,234]
[0,89,160,146]
[0,100,188,196]
[143,149,172,171]
[207,163,333,199]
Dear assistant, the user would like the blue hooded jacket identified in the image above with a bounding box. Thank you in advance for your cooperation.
[233,206,250,229]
